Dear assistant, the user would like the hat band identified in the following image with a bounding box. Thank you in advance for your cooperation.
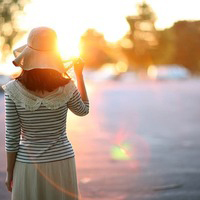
[28,45,54,52]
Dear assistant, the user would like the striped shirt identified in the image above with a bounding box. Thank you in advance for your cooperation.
[3,80,89,163]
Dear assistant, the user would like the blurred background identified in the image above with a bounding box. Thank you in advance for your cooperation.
[0,0,200,199]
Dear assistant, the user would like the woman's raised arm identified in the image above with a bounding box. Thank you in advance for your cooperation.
[73,57,89,102]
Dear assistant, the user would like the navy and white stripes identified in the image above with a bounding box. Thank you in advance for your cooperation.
[5,86,89,163]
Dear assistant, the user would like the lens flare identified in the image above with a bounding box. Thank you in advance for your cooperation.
[111,143,132,161]
[110,127,151,171]
[33,163,79,199]
[110,129,132,161]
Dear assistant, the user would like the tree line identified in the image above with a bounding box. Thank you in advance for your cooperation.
[80,3,200,74]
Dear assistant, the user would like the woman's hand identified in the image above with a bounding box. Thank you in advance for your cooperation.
[5,172,13,192]
[72,57,85,76]
[71,57,88,102]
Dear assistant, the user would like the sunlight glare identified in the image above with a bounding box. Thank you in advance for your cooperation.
[16,0,200,60]
[16,0,134,60]
[14,0,200,59]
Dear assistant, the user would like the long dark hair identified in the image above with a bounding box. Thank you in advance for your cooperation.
[15,69,71,93]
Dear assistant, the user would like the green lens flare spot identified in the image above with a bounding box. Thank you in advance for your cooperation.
[110,143,131,161]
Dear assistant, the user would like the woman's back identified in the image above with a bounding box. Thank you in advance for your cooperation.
[4,79,89,163]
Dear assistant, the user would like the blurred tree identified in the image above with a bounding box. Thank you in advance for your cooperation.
[0,0,29,62]
[152,28,176,65]
[79,29,113,69]
[137,1,156,22]
[172,21,200,74]
[122,1,200,74]
[154,20,200,74]
[125,1,158,71]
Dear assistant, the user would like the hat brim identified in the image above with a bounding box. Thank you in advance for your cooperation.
[13,44,27,58]
[12,45,67,74]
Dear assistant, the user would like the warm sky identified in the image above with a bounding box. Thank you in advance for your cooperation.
[17,0,200,41]
[16,0,200,55]
[1,0,200,74]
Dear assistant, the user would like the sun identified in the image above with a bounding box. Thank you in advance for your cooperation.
[56,32,81,60]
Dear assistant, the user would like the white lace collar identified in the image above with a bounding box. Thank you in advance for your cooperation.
[2,80,76,111]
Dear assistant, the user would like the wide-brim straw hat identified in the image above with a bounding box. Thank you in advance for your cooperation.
[13,27,67,74]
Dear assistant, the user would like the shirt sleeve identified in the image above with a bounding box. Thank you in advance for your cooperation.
[5,93,21,152]
[67,88,89,116]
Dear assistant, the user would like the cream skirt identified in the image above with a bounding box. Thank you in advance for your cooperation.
[11,157,79,200]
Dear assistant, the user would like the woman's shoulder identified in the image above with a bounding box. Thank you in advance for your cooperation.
[63,79,76,89]
[2,79,17,92]
[62,80,77,96]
